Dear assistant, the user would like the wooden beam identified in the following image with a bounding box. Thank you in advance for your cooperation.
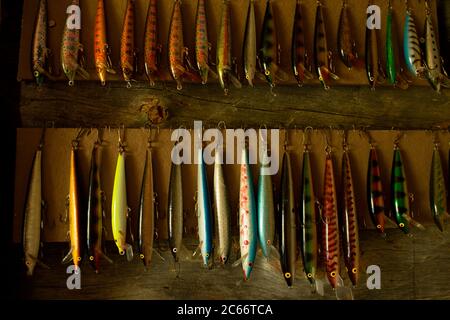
[19,82,450,129]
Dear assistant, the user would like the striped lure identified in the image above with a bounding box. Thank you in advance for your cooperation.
[213,150,231,264]
[279,151,297,287]
[239,145,257,280]
[120,0,136,88]
[144,0,160,86]
[300,146,317,285]
[341,150,360,286]
[197,145,213,267]
[61,0,89,86]
[391,144,411,234]
[94,0,115,86]
[111,138,133,260]
[430,143,447,232]
[195,0,217,84]
[292,0,313,86]
[217,0,241,95]
[367,147,386,234]
[403,5,424,77]
[322,151,340,288]
[314,2,339,90]
[338,0,359,69]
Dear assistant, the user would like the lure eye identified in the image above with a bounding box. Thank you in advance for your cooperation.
[352,268,357,274]
[205,253,209,258]
[265,70,270,76]
[376,225,382,229]
[330,271,337,278]
[399,223,405,228]
[33,71,40,78]
[140,254,145,259]
[285,272,292,279]
[307,273,313,278]
[245,75,250,80]
[267,240,271,245]
[77,257,82,261]
[248,262,253,267]
[222,256,227,263]
[89,256,94,261]
[119,250,125,255]
[25,261,31,266]
[172,248,177,253]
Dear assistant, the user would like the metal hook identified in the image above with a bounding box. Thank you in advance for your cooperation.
[393,130,404,148]
[303,126,313,151]
[217,121,227,130]
[341,130,349,152]
[324,127,333,153]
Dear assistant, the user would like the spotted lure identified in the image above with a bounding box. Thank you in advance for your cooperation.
[338,0,360,69]
[94,0,115,86]
[195,0,217,84]
[120,0,136,88]
[144,0,161,86]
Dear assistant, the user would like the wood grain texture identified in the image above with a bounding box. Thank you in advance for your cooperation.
[17,0,439,87]
[19,82,450,129]
[16,226,450,300]
[13,129,450,243]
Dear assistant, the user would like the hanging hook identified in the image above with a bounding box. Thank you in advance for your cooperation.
[303,126,313,151]
[217,121,227,130]
[118,125,126,153]
[324,127,333,154]
[72,127,85,149]
[283,128,289,151]
[38,124,47,150]
[341,130,349,153]
[359,126,374,148]
[393,130,404,149]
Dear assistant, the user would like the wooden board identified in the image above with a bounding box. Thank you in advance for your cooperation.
[13,128,450,243]
[16,226,450,300]
[18,82,450,129]
[17,0,439,87]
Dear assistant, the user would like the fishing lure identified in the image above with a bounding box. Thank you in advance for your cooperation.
[195,0,217,84]
[87,137,112,273]
[61,0,89,86]
[300,132,317,286]
[430,140,447,231]
[367,146,386,234]
[23,130,46,276]
[168,156,183,262]
[32,0,55,85]
[111,131,133,260]
[94,0,115,86]
[423,0,450,92]
[197,144,213,267]
[144,0,161,86]
[217,0,242,95]
[260,0,289,88]
[257,147,275,259]
[341,142,360,287]
[338,0,360,69]
[365,1,384,90]
[62,136,84,268]
[169,0,199,90]
[243,0,257,86]
[292,0,313,87]
[138,136,156,267]
[403,1,424,78]
[121,0,136,88]
[314,1,339,90]
[391,139,411,234]
[322,148,341,289]
[213,148,231,264]
[279,151,297,287]
[238,145,257,280]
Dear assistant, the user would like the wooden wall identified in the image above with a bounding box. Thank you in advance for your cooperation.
[13,128,450,243]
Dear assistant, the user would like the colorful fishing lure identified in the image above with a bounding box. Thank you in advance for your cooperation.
[195,0,217,84]
[239,145,257,280]
[338,0,359,69]
[196,145,213,268]
[300,135,317,286]
[279,151,297,287]
[169,0,199,90]
[61,0,89,86]
[367,146,386,234]
[120,0,136,88]
[32,0,54,85]
[365,1,384,90]
[138,136,156,267]
[243,0,257,87]
[341,145,360,287]
[260,0,289,88]
[314,1,339,90]
[111,132,133,260]
[144,0,161,86]
[292,0,313,86]
[94,0,115,86]
[213,149,231,264]
[403,1,424,78]
[87,137,112,273]
[217,0,241,95]
[423,0,450,92]
[430,141,447,231]
[168,159,183,262]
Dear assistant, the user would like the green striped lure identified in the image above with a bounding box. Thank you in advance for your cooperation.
[430,138,448,232]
